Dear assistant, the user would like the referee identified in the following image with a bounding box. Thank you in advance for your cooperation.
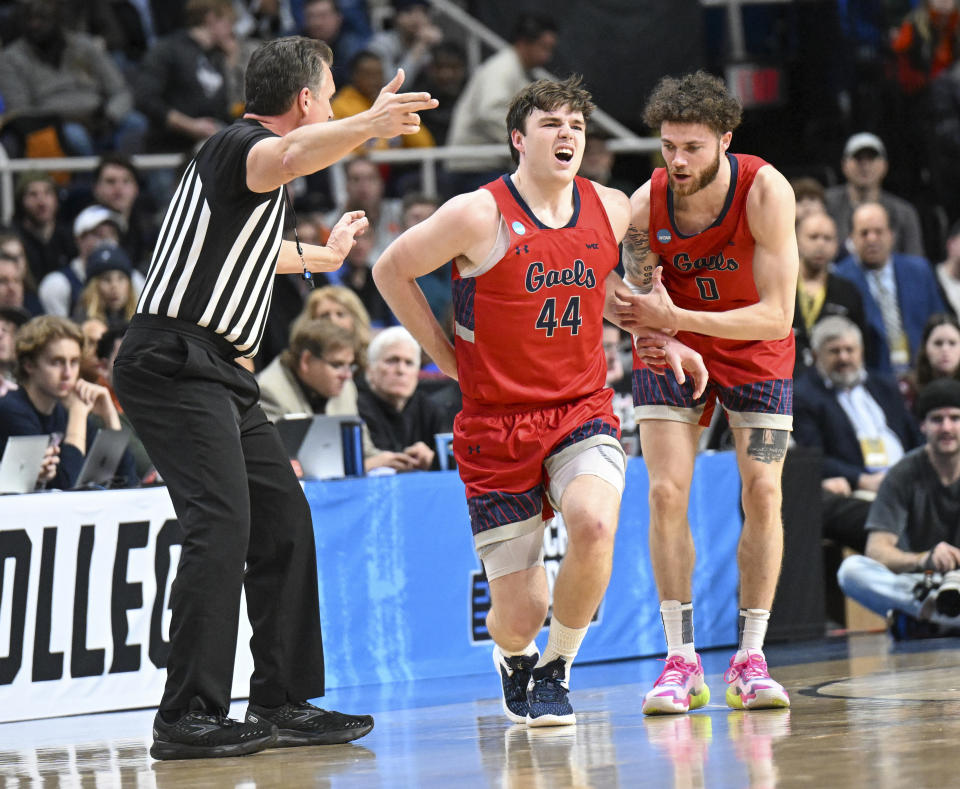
[113,37,437,761]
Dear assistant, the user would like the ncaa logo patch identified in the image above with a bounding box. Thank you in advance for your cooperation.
[512,221,526,235]
[657,228,672,244]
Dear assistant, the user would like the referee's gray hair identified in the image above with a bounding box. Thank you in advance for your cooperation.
[368,326,421,367]
[810,315,862,353]
[244,37,333,117]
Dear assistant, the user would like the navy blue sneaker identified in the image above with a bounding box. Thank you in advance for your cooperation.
[526,657,575,727]
[493,646,538,723]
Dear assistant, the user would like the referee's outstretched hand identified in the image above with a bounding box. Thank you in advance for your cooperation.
[367,69,439,140]
[326,210,369,264]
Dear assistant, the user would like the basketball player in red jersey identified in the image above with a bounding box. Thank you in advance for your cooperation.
[375,76,706,727]
[616,71,797,714]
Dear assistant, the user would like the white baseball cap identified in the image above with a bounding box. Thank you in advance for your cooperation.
[843,132,886,159]
[73,205,126,238]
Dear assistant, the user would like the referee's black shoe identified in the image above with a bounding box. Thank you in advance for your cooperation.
[245,701,374,746]
[150,710,278,760]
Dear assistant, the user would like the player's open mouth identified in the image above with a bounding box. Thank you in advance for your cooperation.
[555,146,574,162]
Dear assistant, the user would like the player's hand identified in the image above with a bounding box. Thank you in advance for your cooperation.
[325,210,369,264]
[662,338,708,399]
[614,267,678,332]
[367,69,439,139]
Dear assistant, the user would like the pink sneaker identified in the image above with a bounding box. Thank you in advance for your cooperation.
[642,654,711,715]
[723,650,790,710]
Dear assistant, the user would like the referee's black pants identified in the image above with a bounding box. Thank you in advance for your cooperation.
[113,316,325,716]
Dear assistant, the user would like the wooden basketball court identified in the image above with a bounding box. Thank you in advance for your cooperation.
[2,633,958,788]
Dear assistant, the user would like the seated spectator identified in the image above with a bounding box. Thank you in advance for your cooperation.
[412,41,466,145]
[446,14,557,191]
[0,315,137,489]
[903,313,960,409]
[0,0,146,157]
[79,317,108,383]
[837,379,960,635]
[13,172,76,282]
[91,154,159,274]
[334,232,396,328]
[835,202,945,375]
[93,324,155,481]
[331,50,435,155]
[0,306,29,397]
[791,176,828,224]
[357,326,448,471]
[824,133,925,259]
[301,0,370,90]
[395,193,448,322]
[326,158,403,262]
[134,0,235,154]
[936,219,960,314]
[257,317,416,472]
[0,254,29,315]
[301,284,373,368]
[39,205,142,318]
[793,211,868,373]
[794,316,922,552]
[367,0,442,87]
[73,244,139,329]
[0,230,42,315]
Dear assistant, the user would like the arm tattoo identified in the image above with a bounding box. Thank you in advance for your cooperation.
[746,428,789,464]
[622,224,654,287]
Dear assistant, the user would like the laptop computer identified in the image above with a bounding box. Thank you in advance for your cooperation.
[275,414,364,480]
[0,435,50,494]
[74,428,130,489]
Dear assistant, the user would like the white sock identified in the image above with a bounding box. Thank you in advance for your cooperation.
[737,608,770,661]
[537,619,589,677]
[661,600,696,662]
[497,641,539,659]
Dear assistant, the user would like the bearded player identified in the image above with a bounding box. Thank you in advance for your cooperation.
[617,71,797,714]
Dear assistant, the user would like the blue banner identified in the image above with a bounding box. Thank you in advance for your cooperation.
[306,452,742,689]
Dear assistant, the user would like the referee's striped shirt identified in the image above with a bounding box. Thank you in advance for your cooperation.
[138,119,284,358]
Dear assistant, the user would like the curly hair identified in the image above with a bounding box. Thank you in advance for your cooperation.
[642,71,742,136]
[15,315,83,384]
[506,75,595,165]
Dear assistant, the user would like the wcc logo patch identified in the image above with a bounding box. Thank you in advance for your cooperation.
[469,515,601,642]
[656,228,672,244]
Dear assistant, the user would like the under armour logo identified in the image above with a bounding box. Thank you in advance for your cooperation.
[514,245,529,255]
[467,445,481,454]
[585,243,599,249]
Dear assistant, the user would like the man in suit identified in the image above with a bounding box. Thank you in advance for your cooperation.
[834,202,944,375]
[793,211,868,374]
[794,316,921,551]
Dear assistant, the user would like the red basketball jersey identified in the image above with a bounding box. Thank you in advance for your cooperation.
[452,175,619,409]
[644,153,794,385]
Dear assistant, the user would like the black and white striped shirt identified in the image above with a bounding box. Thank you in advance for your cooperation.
[138,119,284,357]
